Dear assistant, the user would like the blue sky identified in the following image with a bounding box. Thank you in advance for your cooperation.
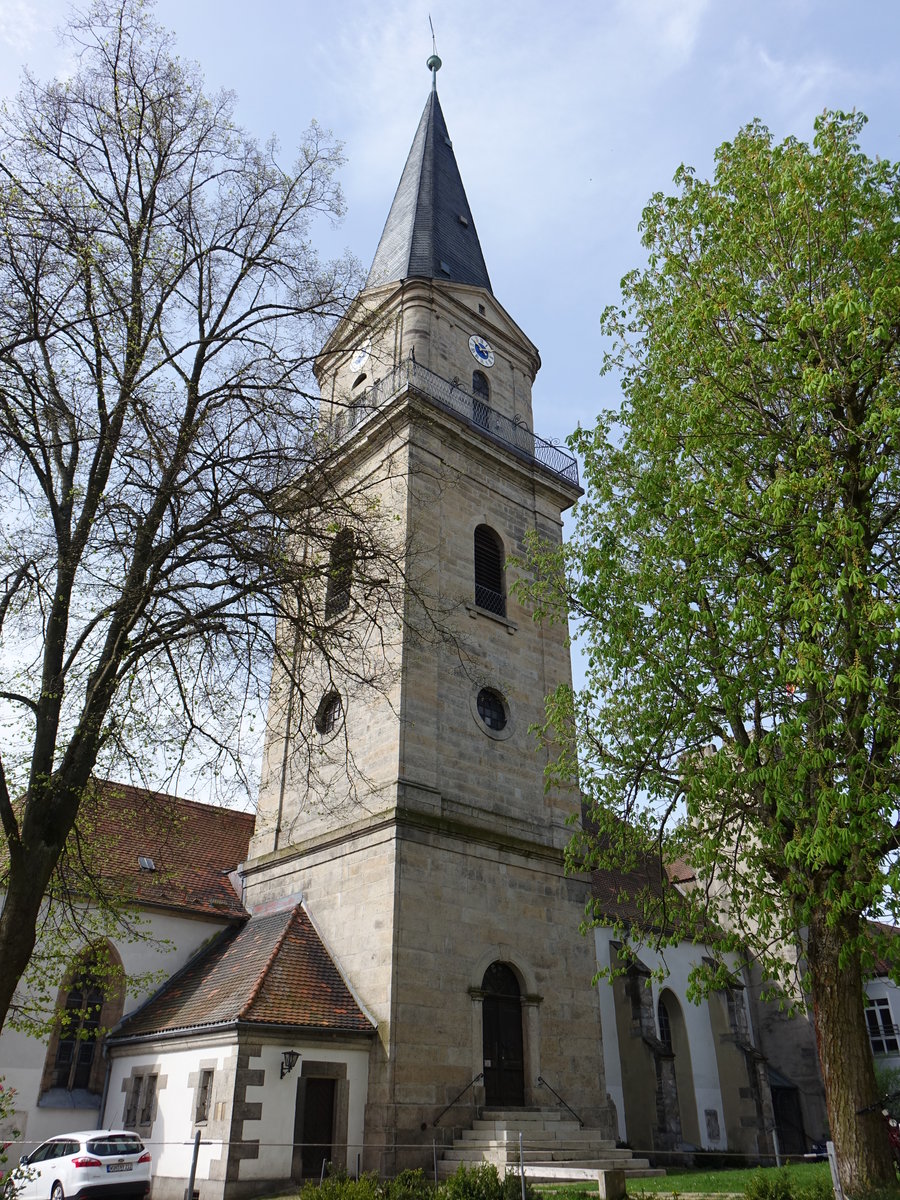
[3,0,899,449]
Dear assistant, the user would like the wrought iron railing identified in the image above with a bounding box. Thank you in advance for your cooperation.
[433,1072,484,1127]
[474,584,506,616]
[328,359,579,488]
[536,1075,584,1128]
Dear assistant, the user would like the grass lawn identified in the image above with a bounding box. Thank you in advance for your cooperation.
[535,1161,831,1197]
[629,1161,830,1195]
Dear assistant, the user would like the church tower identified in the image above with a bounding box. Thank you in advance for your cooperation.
[243,61,615,1170]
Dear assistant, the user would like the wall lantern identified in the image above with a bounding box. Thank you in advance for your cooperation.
[281,1050,300,1079]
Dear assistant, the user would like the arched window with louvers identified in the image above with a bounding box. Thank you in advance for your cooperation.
[473,525,505,617]
[324,529,356,619]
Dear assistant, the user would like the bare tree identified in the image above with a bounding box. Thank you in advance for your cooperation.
[0,0,403,1032]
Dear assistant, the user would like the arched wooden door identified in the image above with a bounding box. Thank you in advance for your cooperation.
[482,962,525,1107]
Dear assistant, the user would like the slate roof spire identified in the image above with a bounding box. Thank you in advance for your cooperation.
[366,63,493,294]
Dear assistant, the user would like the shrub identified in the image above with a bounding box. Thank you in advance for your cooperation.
[438,1163,534,1200]
[745,1170,796,1200]
[386,1170,435,1200]
[297,1169,383,1200]
[744,1168,833,1200]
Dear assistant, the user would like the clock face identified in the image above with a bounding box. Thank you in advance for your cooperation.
[468,334,495,368]
[350,339,371,370]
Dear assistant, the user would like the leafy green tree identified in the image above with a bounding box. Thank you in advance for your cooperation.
[527,112,900,1193]
[0,1079,19,1183]
[0,0,407,1035]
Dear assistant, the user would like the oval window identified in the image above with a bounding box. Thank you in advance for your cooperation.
[476,688,507,732]
[315,692,343,736]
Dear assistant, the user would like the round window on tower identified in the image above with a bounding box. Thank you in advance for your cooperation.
[477,688,506,730]
[315,691,344,737]
[471,687,514,740]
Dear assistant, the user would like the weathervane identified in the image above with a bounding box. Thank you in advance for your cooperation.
[426,15,441,89]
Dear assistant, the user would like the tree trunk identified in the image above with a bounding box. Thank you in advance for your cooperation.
[0,843,58,1031]
[807,906,897,1194]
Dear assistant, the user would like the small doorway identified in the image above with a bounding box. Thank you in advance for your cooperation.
[293,1076,336,1179]
[482,962,525,1107]
[770,1076,807,1157]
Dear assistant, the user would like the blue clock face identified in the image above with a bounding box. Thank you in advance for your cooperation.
[468,334,495,368]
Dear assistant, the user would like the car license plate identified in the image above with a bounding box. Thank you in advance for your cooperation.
[106,1164,133,1173]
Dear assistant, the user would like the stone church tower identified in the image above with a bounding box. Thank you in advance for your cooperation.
[243,63,615,1171]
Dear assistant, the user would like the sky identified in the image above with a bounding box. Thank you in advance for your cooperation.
[1,0,899,798]
[3,0,900,450]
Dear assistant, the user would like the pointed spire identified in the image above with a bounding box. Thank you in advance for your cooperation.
[366,73,493,294]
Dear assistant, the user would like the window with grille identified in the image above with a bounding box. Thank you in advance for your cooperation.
[474,525,505,616]
[195,1069,214,1123]
[324,529,355,618]
[125,1072,158,1129]
[866,997,899,1055]
[315,692,343,736]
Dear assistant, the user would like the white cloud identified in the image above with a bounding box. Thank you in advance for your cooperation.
[615,0,710,64]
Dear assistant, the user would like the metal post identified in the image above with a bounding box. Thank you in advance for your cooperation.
[519,1131,525,1200]
[185,1129,201,1200]
[772,1125,782,1168]
[826,1141,845,1200]
[357,1153,361,1181]
[433,1140,438,1185]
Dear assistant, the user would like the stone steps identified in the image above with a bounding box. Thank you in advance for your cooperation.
[446,1145,636,1162]
[438,1107,665,1182]
[464,1126,616,1147]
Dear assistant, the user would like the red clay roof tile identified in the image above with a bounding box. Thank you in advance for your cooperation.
[67,780,253,920]
[111,905,374,1038]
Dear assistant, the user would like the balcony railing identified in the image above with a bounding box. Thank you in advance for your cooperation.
[329,358,579,488]
[474,583,506,617]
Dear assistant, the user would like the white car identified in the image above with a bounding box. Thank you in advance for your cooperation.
[4,1131,151,1200]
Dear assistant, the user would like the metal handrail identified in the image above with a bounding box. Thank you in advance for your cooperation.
[329,359,579,488]
[536,1075,584,1128]
[433,1072,484,1127]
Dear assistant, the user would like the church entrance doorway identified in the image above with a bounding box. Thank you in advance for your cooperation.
[482,962,525,1107]
[293,1076,336,1179]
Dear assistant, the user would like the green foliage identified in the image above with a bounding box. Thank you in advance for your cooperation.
[0,1080,19,1182]
[745,1167,834,1200]
[386,1170,437,1200]
[531,109,900,980]
[297,1170,384,1200]
[522,109,900,1191]
[874,1064,900,1119]
[440,1164,533,1200]
[296,1167,440,1200]
[745,1169,797,1200]
[626,1162,832,1196]
[292,1165,531,1200]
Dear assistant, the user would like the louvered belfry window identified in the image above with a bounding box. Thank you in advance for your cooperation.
[474,525,505,616]
[324,529,355,618]
[472,371,490,428]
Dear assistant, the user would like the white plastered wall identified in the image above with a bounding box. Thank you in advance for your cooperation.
[103,1038,370,1190]
[0,908,234,1156]
[594,929,752,1151]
